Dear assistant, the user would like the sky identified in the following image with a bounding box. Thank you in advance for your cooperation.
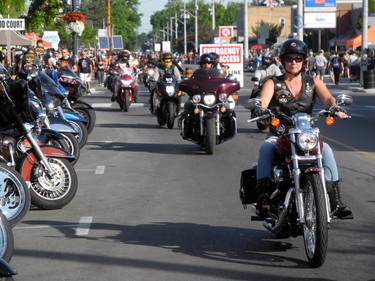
[137,0,244,34]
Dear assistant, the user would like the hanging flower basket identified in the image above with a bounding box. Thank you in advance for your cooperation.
[62,12,86,36]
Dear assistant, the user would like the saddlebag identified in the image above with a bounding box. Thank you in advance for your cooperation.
[239,168,257,204]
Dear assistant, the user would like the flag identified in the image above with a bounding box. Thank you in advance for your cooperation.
[269,0,275,11]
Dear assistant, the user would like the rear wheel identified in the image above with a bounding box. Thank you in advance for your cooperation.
[302,173,328,267]
[205,117,216,155]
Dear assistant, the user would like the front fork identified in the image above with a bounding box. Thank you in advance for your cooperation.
[198,107,220,136]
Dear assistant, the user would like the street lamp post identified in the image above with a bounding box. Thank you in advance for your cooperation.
[183,2,199,55]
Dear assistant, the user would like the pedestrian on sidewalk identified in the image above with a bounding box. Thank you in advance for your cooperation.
[77,49,93,95]
[314,49,327,81]
[329,52,343,86]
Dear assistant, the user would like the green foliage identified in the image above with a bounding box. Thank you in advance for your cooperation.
[24,0,65,33]
[0,0,25,17]
[111,0,141,50]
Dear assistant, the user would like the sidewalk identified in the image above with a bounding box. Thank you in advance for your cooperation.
[324,76,375,95]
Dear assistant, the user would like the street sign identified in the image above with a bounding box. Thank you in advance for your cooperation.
[0,19,25,30]
[200,43,244,87]
[219,26,234,39]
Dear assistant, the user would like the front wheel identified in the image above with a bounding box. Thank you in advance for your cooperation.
[302,173,328,267]
[205,117,216,155]
[123,91,130,112]
[29,157,78,210]
[0,163,31,227]
[69,120,88,148]
[166,102,176,129]
[73,107,96,135]
[0,211,14,262]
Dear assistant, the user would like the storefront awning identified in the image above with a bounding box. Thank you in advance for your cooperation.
[346,26,375,49]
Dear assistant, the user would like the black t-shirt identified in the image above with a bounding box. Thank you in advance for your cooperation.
[78,57,92,73]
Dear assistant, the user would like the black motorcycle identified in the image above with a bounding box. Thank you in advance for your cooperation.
[151,72,182,129]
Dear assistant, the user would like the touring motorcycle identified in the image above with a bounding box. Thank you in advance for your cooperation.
[151,72,182,128]
[239,94,353,267]
[178,68,240,154]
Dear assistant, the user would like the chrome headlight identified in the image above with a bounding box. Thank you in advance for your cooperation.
[218,93,228,103]
[203,94,216,106]
[192,95,201,104]
[166,86,175,96]
[297,130,318,151]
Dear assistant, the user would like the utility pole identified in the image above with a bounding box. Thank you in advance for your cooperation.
[195,0,198,55]
[360,0,368,87]
[72,0,78,60]
[244,0,248,60]
[211,0,215,43]
[108,0,112,58]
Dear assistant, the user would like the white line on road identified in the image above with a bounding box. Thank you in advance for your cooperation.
[75,216,93,236]
[95,165,105,174]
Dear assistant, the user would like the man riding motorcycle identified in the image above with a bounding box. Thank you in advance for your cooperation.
[111,50,138,102]
[149,52,181,112]
[252,38,352,219]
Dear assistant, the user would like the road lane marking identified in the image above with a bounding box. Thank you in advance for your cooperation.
[75,216,93,236]
[95,165,105,174]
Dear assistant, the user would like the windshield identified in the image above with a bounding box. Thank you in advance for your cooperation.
[192,68,226,79]
[59,66,78,78]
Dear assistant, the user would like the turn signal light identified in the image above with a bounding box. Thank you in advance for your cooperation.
[220,106,226,113]
[194,107,199,114]
[270,118,280,127]
[326,116,335,125]
[156,90,162,97]
[177,91,182,97]
[232,92,238,100]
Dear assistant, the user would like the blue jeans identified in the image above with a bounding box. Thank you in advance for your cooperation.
[256,136,339,182]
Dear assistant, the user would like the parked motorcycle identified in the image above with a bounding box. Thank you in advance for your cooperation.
[151,72,182,128]
[239,94,353,267]
[178,68,240,154]
[0,211,14,262]
[113,67,138,112]
[56,66,96,134]
[0,71,78,210]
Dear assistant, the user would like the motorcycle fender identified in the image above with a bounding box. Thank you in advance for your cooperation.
[71,101,94,110]
[49,117,78,134]
[41,128,65,140]
[303,167,321,174]
[19,145,75,181]
[63,111,87,124]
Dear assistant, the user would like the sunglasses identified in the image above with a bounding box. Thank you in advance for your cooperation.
[202,62,212,65]
[283,56,304,63]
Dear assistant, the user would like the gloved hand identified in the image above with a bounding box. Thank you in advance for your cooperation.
[251,108,268,118]
[332,106,347,114]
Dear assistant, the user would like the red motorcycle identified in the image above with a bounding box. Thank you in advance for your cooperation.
[114,66,138,112]
[178,68,240,155]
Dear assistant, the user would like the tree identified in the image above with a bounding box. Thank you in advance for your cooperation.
[251,20,283,45]
[0,0,25,18]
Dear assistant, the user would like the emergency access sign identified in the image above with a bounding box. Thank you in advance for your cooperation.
[200,44,244,87]
[0,19,25,30]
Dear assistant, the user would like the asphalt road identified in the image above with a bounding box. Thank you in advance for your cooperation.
[10,69,375,281]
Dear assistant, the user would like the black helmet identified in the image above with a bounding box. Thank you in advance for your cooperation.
[279,39,308,59]
[120,50,130,60]
[261,51,275,67]
[200,53,214,67]
[209,52,219,67]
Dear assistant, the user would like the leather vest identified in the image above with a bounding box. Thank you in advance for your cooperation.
[268,74,316,135]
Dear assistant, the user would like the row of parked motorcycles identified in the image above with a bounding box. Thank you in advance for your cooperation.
[0,47,96,277]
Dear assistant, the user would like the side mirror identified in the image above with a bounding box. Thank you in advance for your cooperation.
[336,94,353,106]
[243,98,262,110]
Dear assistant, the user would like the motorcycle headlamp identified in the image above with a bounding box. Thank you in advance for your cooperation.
[203,94,216,106]
[121,80,132,87]
[166,86,175,96]
[192,95,201,104]
[218,93,228,103]
[297,130,318,151]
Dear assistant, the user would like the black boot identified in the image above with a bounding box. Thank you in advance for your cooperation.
[111,93,116,102]
[327,180,353,219]
[256,178,273,217]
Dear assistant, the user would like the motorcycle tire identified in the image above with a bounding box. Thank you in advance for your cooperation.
[167,103,175,129]
[60,132,80,166]
[0,163,31,227]
[123,91,130,112]
[205,117,217,155]
[69,120,88,149]
[29,157,78,210]
[0,211,14,262]
[73,107,96,135]
[302,173,328,268]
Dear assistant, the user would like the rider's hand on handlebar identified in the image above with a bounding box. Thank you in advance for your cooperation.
[251,108,268,118]
[332,106,348,119]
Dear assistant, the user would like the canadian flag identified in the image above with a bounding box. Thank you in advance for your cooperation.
[269,0,275,11]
